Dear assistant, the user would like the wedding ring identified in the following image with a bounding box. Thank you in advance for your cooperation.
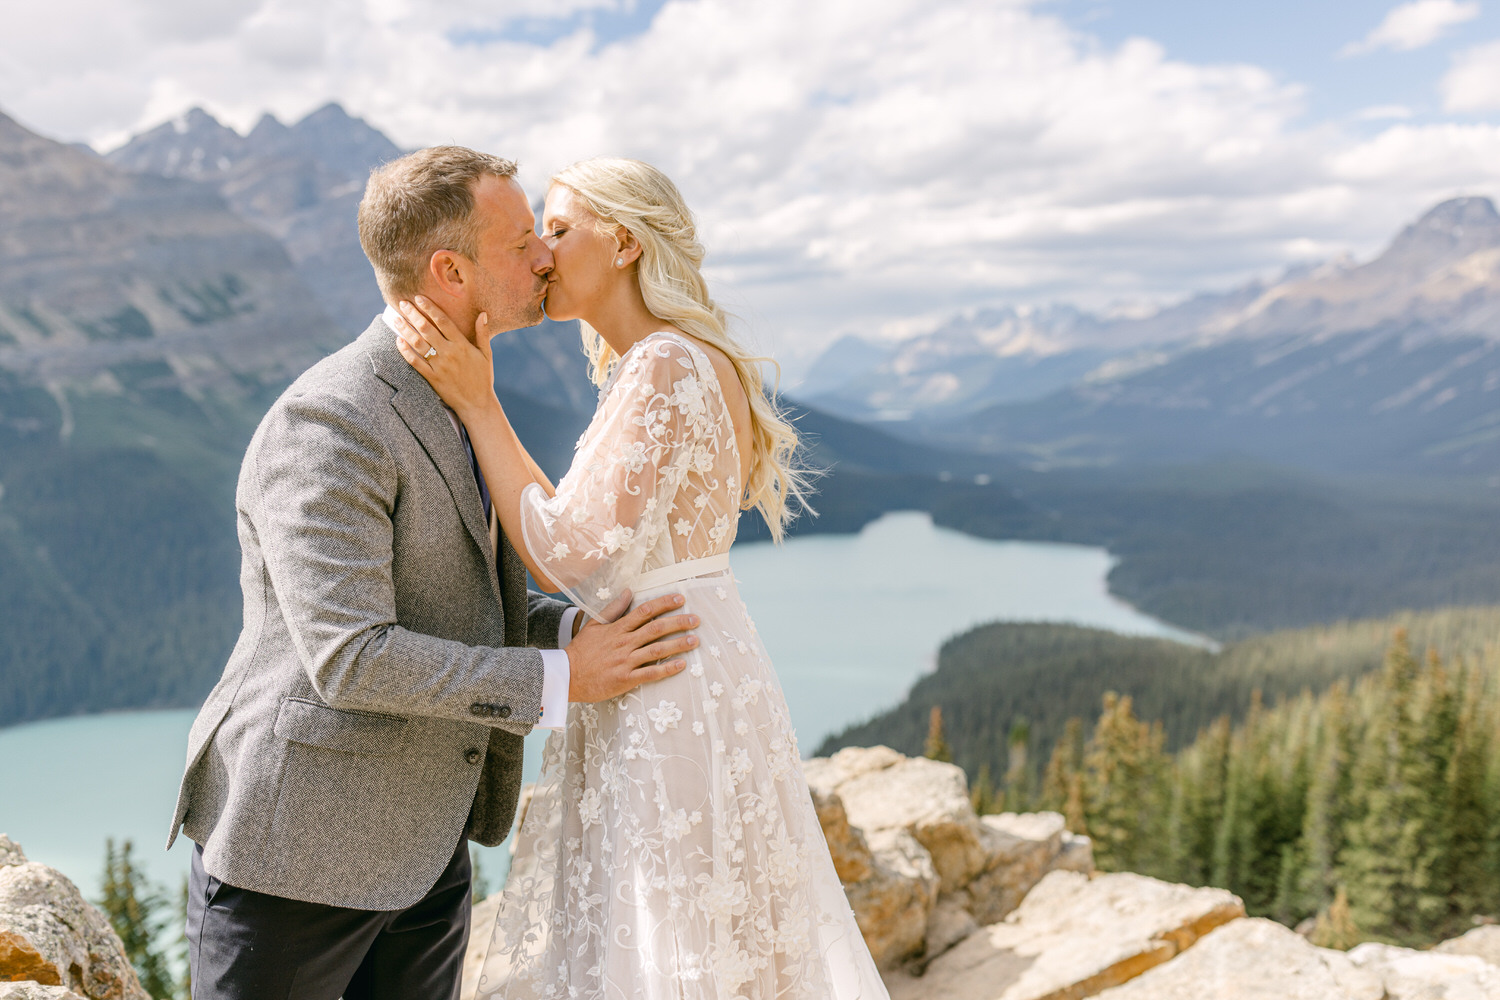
[424,347,438,359]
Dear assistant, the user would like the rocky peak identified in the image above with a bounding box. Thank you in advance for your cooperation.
[1372,196,1500,276]
[106,106,246,180]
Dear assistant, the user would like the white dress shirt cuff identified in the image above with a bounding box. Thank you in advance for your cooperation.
[537,649,570,730]
[558,607,581,650]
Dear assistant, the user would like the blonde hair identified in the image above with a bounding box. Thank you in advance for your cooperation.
[551,157,811,541]
[358,146,517,300]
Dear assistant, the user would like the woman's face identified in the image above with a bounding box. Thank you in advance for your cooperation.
[540,184,618,322]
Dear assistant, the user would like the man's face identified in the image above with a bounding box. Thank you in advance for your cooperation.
[467,175,554,334]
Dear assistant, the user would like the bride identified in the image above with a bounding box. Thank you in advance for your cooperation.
[391,156,888,999]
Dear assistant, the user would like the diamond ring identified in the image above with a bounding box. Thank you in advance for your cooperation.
[424,347,438,359]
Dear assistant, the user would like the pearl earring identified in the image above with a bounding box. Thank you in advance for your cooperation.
[616,257,624,267]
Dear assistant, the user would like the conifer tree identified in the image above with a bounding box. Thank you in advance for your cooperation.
[1003,718,1032,812]
[1041,717,1088,835]
[98,838,174,998]
[1082,693,1168,874]
[924,704,954,763]
[1341,633,1451,943]
[970,763,1000,816]
[1310,885,1361,950]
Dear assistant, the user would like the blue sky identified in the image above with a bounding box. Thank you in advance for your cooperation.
[1064,0,1500,121]
[1,0,1498,357]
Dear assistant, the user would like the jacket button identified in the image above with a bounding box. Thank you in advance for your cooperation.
[465,748,482,764]
[469,703,487,716]
[497,705,511,719]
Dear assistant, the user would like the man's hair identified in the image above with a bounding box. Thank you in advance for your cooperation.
[357,146,518,300]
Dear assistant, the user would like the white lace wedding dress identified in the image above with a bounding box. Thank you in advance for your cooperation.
[475,332,888,999]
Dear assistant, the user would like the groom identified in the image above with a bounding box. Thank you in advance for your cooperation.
[168,146,696,999]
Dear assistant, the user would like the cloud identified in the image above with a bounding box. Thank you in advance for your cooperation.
[1341,0,1480,56]
[1,0,1498,360]
[1442,39,1500,111]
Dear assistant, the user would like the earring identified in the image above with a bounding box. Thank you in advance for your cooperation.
[616,257,624,267]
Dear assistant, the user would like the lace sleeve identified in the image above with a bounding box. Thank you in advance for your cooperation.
[519,337,709,619]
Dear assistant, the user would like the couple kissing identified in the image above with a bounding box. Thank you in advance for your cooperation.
[168,146,889,1000]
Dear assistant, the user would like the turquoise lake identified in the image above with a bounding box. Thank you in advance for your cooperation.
[0,511,1202,897]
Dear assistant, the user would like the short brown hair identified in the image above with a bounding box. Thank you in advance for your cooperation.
[357,146,518,300]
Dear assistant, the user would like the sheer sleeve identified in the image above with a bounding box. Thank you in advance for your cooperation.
[520,336,723,620]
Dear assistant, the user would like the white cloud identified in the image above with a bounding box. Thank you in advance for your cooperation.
[1,0,1498,360]
[1442,39,1500,111]
[1341,0,1480,56]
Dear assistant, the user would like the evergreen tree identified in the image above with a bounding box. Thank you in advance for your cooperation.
[1340,633,1451,943]
[471,848,492,904]
[1003,718,1032,812]
[970,763,1000,816]
[924,705,953,763]
[98,838,174,998]
[1082,693,1169,874]
[1041,717,1088,836]
[1310,885,1361,950]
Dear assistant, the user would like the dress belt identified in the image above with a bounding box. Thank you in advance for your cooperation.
[632,553,732,593]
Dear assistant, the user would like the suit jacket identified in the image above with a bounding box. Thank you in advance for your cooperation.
[167,317,570,911]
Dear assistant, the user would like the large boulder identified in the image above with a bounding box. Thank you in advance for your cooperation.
[1435,925,1500,967]
[888,870,1244,1000]
[0,836,148,1000]
[809,786,874,883]
[845,829,941,968]
[1090,918,1383,1000]
[808,747,989,892]
[804,748,1094,969]
[0,986,88,1000]
[963,812,1092,926]
[1347,941,1500,1000]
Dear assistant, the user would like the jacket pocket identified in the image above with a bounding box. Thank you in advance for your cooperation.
[273,698,409,755]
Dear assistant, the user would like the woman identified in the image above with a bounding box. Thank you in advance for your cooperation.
[392,157,888,999]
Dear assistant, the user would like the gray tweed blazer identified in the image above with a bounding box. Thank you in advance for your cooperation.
[167,316,570,911]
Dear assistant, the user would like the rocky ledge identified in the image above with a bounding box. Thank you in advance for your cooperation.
[0,836,146,1000]
[463,746,1500,1000]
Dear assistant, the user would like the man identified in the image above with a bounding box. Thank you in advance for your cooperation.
[168,146,695,999]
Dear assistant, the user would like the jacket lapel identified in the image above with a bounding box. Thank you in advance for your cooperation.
[362,318,499,584]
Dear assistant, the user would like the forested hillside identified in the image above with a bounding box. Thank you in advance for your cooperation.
[1037,631,1500,946]
[824,611,1500,945]
[818,606,1500,790]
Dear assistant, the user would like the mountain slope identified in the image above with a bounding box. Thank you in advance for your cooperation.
[107,105,602,413]
[926,198,1500,474]
[0,108,350,726]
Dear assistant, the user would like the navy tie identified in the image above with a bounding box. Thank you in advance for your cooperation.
[459,424,492,522]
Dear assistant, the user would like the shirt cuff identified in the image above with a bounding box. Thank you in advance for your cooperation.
[558,606,581,650]
[537,649,570,730]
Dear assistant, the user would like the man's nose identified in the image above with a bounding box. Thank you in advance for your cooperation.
[530,233,554,274]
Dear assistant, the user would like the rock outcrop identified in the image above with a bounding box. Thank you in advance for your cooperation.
[803,746,1092,968]
[0,986,88,1000]
[1435,924,1500,968]
[458,746,1500,1000]
[1347,941,1500,1000]
[1090,918,1383,1000]
[0,836,147,1000]
[887,869,1243,1000]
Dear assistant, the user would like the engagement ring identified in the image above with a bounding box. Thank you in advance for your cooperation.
[424,348,438,359]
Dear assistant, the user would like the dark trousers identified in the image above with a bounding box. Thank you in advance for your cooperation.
[186,838,472,1000]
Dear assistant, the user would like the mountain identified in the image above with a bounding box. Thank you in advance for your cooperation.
[0,107,346,726]
[106,105,602,413]
[804,197,1500,441]
[840,198,1500,475]
[0,108,610,728]
[798,306,1117,420]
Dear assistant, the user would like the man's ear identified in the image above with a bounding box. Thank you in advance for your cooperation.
[426,249,468,298]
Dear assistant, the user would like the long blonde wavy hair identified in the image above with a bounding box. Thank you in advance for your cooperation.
[551,157,811,542]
